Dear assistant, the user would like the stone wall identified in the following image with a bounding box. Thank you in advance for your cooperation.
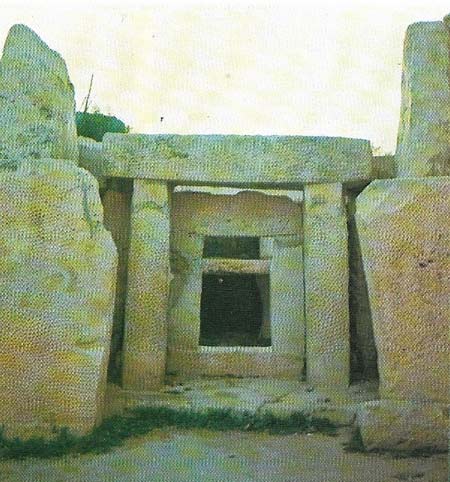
[0,159,117,438]
[0,24,117,438]
[353,15,450,452]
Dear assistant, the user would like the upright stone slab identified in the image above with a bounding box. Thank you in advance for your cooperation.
[396,21,450,177]
[0,159,117,438]
[0,24,78,165]
[270,236,305,362]
[356,178,450,403]
[303,183,350,388]
[122,180,170,390]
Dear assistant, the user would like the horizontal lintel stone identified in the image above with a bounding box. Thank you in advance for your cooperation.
[201,258,270,274]
[94,134,373,185]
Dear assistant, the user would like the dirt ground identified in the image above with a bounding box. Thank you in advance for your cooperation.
[0,427,446,482]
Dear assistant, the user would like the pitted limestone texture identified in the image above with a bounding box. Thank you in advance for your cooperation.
[98,134,373,184]
[357,400,449,452]
[0,159,117,438]
[356,178,450,403]
[122,180,171,391]
[396,21,450,177]
[0,24,78,166]
[303,183,350,388]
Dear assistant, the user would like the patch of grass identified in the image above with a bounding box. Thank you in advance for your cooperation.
[0,407,337,460]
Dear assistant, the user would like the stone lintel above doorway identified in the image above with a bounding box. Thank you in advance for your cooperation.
[83,133,373,186]
[201,258,270,275]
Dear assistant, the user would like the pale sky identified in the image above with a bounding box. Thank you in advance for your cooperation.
[1,0,450,154]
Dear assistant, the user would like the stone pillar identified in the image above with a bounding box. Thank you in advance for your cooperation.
[396,21,450,177]
[270,236,305,367]
[122,180,170,391]
[167,232,204,352]
[303,183,350,388]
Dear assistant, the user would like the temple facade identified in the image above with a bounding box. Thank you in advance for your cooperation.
[0,18,448,452]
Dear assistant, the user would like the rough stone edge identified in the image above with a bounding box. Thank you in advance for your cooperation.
[0,24,79,162]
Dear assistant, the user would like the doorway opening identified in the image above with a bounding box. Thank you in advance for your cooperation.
[199,273,271,347]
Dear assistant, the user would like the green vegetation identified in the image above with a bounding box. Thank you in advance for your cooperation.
[76,111,129,142]
[0,407,337,460]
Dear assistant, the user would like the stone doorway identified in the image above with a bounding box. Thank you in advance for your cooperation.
[166,187,305,379]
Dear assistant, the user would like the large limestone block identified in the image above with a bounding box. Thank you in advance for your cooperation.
[396,21,450,177]
[0,24,78,165]
[122,180,170,390]
[357,400,449,452]
[304,183,350,388]
[356,178,450,403]
[0,159,117,438]
[100,133,373,184]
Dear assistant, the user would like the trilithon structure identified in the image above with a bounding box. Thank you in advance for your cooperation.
[0,19,447,451]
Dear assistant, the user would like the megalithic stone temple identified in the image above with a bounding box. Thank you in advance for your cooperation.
[0,19,448,452]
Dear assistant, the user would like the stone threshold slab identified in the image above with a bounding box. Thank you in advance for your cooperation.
[104,379,379,428]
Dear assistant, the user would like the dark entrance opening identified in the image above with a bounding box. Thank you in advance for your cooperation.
[199,273,271,346]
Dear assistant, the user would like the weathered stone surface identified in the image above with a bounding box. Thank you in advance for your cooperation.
[396,21,450,177]
[304,183,350,387]
[371,155,396,179]
[164,189,305,379]
[356,178,450,403]
[0,159,116,438]
[357,400,449,452]
[0,24,78,165]
[122,180,170,390]
[98,134,373,185]
[78,136,102,169]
